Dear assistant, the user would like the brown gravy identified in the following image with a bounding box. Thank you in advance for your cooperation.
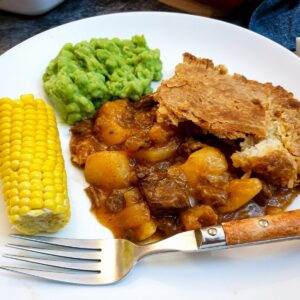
[70,97,299,242]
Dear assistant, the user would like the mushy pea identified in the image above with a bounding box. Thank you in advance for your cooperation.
[43,35,163,125]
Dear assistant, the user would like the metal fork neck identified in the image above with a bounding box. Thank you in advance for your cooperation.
[135,225,227,259]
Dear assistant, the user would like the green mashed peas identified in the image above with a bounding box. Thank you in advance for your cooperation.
[43,35,163,125]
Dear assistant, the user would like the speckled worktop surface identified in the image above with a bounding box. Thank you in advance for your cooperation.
[0,0,255,55]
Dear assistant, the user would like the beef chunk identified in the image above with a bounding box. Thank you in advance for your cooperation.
[105,190,126,213]
[140,169,190,215]
[156,217,182,236]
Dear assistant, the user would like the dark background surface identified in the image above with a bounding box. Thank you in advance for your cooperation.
[0,0,261,55]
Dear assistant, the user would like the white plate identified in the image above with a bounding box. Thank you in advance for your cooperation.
[1,12,300,300]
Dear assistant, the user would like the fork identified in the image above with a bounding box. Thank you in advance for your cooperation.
[1,209,300,285]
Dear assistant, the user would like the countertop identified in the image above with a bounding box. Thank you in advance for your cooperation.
[0,0,257,55]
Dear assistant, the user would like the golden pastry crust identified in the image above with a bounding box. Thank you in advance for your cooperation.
[156,53,269,139]
[155,53,300,187]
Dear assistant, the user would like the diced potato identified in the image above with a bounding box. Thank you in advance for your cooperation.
[133,140,178,162]
[85,151,134,189]
[180,147,228,186]
[148,124,174,145]
[134,220,157,241]
[218,178,262,213]
[99,120,129,145]
[115,203,151,228]
[123,188,142,207]
[181,205,218,230]
[94,100,129,145]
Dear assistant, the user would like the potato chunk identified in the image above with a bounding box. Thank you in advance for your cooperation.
[115,203,151,228]
[148,124,175,145]
[181,205,218,230]
[100,120,129,145]
[218,178,262,213]
[94,100,129,145]
[133,140,178,163]
[134,220,157,241]
[85,151,134,190]
[180,147,228,186]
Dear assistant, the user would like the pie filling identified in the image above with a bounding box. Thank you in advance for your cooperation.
[70,96,298,243]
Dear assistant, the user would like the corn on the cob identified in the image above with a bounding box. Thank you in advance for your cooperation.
[0,94,70,234]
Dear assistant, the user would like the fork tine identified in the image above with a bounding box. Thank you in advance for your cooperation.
[3,254,101,271]
[9,234,102,250]
[0,266,103,285]
[7,244,101,260]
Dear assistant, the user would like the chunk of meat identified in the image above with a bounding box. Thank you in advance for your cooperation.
[105,190,126,213]
[140,168,190,215]
[70,120,106,166]
[156,217,182,236]
[70,135,106,166]
[85,186,106,210]
[195,183,228,207]
[193,173,231,207]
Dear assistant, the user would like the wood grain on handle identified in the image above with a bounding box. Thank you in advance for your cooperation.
[222,210,300,245]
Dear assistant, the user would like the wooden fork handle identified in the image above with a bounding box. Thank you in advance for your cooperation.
[222,210,300,245]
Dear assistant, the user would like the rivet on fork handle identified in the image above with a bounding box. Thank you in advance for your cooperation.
[200,226,226,250]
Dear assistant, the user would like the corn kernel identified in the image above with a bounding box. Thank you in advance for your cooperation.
[10,151,21,160]
[0,123,11,131]
[55,184,63,192]
[0,110,11,118]
[11,144,21,152]
[11,160,20,171]
[19,206,30,215]
[23,120,35,126]
[19,161,31,169]
[0,135,10,144]
[18,174,30,182]
[29,164,42,172]
[11,114,23,122]
[30,182,43,191]
[18,168,29,175]
[31,191,43,198]
[22,147,34,154]
[44,199,56,210]
[20,153,33,161]
[20,94,34,101]
[9,172,18,181]
[19,189,31,198]
[36,141,46,148]
[1,129,10,136]
[43,178,53,186]
[9,215,20,223]
[20,198,30,206]
[22,138,35,145]
[5,188,18,198]
[10,206,20,215]
[55,205,66,214]
[35,152,47,160]
[31,171,42,179]
[31,198,43,209]
[0,103,12,110]
[36,135,46,142]
[9,196,20,206]
[44,185,55,192]
[1,148,10,158]
[19,181,31,190]
[11,140,21,147]
[2,182,11,192]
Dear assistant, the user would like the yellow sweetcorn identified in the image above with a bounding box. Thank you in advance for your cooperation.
[0,94,70,234]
